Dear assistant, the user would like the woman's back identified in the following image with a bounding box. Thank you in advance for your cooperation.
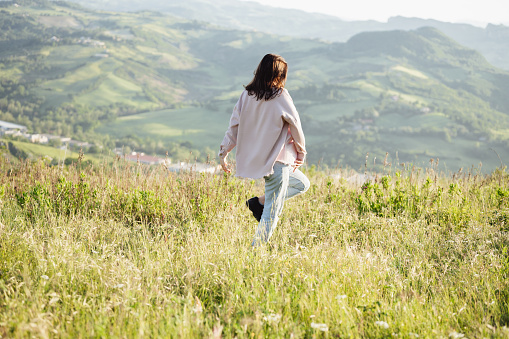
[232,89,303,178]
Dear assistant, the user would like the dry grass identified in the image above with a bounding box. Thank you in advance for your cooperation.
[0,154,508,338]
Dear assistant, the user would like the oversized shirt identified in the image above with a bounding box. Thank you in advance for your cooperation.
[219,88,307,179]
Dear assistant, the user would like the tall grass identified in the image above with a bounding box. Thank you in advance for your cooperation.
[0,155,508,338]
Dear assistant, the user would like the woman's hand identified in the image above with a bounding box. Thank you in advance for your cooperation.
[220,155,231,173]
[293,158,304,172]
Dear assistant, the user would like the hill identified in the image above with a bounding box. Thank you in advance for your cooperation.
[65,0,509,71]
[1,1,509,170]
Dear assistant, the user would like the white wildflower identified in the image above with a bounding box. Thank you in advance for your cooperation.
[263,313,281,323]
[49,297,60,305]
[91,250,99,254]
[192,296,203,314]
[41,275,49,280]
[212,323,223,339]
[375,321,389,329]
[336,294,347,301]
[113,284,124,289]
[409,333,419,337]
[311,322,328,332]
[449,332,465,338]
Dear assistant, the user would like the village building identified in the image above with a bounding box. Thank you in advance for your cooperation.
[0,120,27,136]
[29,134,49,144]
[125,152,166,165]
[68,140,91,148]
[165,161,221,174]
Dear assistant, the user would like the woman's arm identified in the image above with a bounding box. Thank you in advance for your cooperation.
[219,100,241,172]
[281,90,306,163]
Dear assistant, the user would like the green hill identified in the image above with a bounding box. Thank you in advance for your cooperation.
[1,1,509,170]
[65,0,509,71]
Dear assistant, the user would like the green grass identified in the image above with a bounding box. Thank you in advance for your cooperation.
[299,100,379,121]
[37,15,83,28]
[391,65,429,79]
[378,132,507,170]
[0,152,508,337]
[97,106,230,148]
[4,139,105,164]
[46,45,98,64]
[375,112,451,129]
[76,73,152,108]
[103,29,135,40]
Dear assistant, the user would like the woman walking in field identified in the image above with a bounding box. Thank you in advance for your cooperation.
[219,53,310,246]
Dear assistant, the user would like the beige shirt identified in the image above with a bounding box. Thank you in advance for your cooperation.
[219,88,306,179]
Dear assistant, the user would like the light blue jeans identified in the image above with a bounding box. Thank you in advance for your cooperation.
[252,162,310,246]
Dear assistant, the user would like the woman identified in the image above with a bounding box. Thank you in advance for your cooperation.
[219,53,310,246]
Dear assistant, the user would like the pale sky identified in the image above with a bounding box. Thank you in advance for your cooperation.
[242,0,509,27]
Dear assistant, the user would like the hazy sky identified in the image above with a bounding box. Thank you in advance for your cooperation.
[241,0,509,27]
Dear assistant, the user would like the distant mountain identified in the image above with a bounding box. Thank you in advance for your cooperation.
[65,0,509,71]
[1,1,509,170]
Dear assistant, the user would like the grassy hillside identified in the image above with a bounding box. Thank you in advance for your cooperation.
[1,1,509,171]
[1,138,106,164]
[1,150,509,337]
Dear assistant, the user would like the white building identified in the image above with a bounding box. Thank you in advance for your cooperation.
[165,161,221,174]
[29,134,49,144]
[0,120,27,136]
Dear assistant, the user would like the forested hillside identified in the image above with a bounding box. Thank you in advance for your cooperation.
[1,0,509,170]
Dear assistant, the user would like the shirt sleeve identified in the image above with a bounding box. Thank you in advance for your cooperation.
[219,99,241,158]
[280,90,307,160]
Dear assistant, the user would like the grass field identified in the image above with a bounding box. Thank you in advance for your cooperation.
[375,112,451,129]
[377,132,508,171]
[391,66,429,80]
[0,151,508,337]
[76,73,151,108]
[3,139,106,164]
[97,106,230,149]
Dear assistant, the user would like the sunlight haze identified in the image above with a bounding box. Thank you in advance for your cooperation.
[241,0,509,27]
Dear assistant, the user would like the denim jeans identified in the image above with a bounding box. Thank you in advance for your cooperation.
[252,162,310,246]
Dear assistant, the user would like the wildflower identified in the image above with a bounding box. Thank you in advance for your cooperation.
[375,321,389,329]
[336,294,347,301]
[41,275,49,280]
[263,313,281,323]
[409,333,419,337]
[91,250,99,254]
[449,332,465,338]
[49,297,60,305]
[192,296,203,314]
[212,323,223,339]
[113,284,124,288]
[311,322,328,332]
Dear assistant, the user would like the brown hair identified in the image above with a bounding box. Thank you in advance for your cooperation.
[245,54,288,101]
